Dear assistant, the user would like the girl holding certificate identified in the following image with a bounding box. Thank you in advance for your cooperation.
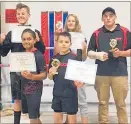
[64,14,88,124]
[0,3,45,124]
[20,28,47,124]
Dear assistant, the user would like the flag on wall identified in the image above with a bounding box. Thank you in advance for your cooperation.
[41,11,68,64]
[5,9,18,23]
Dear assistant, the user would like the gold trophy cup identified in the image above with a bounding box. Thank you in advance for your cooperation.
[109,39,117,52]
[51,59,60,74]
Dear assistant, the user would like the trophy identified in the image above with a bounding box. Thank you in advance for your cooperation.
[109,39,117,52]
[51,59,60,74]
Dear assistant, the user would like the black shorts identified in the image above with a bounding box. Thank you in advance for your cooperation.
[24,90,42,119]
[52,95,78,115]
[10,72,22,100]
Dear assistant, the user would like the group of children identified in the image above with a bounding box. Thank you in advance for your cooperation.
[1,2,130,124]
[0,3,88,124]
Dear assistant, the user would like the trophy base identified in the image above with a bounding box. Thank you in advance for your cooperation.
[109,49,114,52]
[55,72,58,74]
[53,72,58,75]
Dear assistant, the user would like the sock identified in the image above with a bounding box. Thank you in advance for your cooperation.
[14,111,21,124]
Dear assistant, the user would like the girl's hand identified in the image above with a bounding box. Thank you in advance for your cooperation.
[82,41,87,51]
[0,33,6,44]
[74,80,85,88]
[35,32,40,42]
[21,71,33,80]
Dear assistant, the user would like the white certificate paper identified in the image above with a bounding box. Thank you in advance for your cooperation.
[9,52,36,72]
[65,59,97,84]
[69,32,85,50]
[11,26,35,43]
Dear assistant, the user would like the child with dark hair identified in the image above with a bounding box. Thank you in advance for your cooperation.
[48,32,84,124]
[20,28,47,124]
[0,3,45,124]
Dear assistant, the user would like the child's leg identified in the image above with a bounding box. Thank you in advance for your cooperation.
[25,90,42,124]
[78,86,88,124]
[10,73,22,124]
[54,112,63,124]
[52,96,63,124]
[67,114,77,124]
[30,118,42,124]
[62,96,78,124]
[14,100,21,111]
[14,99,21,124]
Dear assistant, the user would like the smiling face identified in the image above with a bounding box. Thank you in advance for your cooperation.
[16,8,30,25]
[64,14,81,32]
[66,15,76,31]
[22,31,36,51]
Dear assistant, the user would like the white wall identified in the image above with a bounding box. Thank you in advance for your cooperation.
[1,1,130,40]
[1,1,130,104]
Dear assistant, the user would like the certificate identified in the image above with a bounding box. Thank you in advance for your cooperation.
[69,32,85,50]
[11,26,35,43]
[9,52,36,72]
[65,59,97,84]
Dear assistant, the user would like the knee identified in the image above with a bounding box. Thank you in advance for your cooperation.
[116,101,126,108]
[99,101,108,106]
[14,100,21,105]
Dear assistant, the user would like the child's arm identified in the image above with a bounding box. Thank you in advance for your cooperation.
[0,31,12,57]
[21,71,47,80]
[48,71,53,80]
[74,80,85,88]
[0,33,6,44]
[34,30,45,54]
[82,39,88,61]
[48,67,57,80]
[82,42,87,61]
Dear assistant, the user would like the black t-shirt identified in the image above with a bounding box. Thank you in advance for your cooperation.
[88,24,131,76]
[21,50,46,94]
[49,51,78,98]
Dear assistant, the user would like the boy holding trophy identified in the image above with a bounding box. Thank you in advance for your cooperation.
[48,32,84,124]
[88,7,131,124]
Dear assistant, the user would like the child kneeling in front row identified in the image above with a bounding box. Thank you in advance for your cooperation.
[48,32,84,124]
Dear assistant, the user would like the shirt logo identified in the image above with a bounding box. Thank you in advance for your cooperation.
[115,37,122,41]
[60,63,67,67]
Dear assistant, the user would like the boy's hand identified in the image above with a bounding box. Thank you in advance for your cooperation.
[103,53,109,61]
[21,71,33,80]
[49,67,58,75]
[74,80,85,88]
[112,48,123,58]
[0,33,6,44]
[98,52,108,61]
[35,32,40,42]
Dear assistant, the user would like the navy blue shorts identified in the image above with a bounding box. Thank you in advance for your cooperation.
[52,95,78,115]
[24,90,42,119]
[10,72,22,100]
